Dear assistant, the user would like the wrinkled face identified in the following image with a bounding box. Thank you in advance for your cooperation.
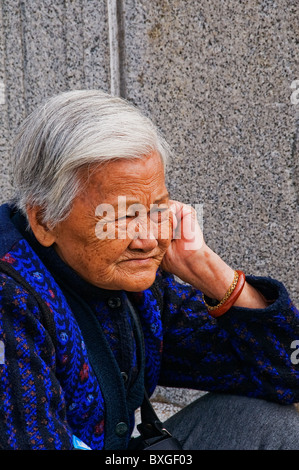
[51,152,172,291]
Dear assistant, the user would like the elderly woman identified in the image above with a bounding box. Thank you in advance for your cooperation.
[0,90,298,450]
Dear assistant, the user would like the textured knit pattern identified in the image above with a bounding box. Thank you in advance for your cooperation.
[0,241,106,450]
[154,270,299,404]
[0,205,298,449]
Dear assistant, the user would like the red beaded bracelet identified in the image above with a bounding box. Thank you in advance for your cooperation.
[204,270,246,318]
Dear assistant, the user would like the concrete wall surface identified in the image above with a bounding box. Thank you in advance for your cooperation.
[0,0,298,419]
[122,0,299,304]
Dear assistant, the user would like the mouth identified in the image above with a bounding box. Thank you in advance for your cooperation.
[123,257,154,264]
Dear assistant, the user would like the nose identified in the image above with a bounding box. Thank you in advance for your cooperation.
[128,221,159,252]
[128,236,158,252]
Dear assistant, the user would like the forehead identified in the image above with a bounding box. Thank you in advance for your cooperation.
[81,152,167,205]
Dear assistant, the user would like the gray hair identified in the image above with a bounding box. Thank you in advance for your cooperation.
[12,89,171,227]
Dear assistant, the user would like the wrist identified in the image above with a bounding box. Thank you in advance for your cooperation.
[178,245,235,300]
[167,244,269,311]
[182,245,268,310]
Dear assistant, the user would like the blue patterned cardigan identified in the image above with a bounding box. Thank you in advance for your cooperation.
[0,203,298,450]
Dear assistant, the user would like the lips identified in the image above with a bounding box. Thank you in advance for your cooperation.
[120,250,161,264]
[125,257,153,262]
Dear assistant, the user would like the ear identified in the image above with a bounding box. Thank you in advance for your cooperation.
[26,206,56,247]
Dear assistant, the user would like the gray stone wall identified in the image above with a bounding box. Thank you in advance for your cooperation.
[0,0,298,417]
[0,0,111,200]
[122,0,299,304]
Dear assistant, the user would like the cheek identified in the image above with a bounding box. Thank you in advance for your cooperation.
[156,227,172,253]
[89,238,129,267]
[156,216,173,246]
[158,238,171,254]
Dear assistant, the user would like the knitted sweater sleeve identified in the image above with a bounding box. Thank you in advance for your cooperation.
[0,273,73,449]
[157,270,299,404]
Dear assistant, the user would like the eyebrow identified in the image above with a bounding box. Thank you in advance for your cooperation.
[153,193,170,204]
[110,193,170,207]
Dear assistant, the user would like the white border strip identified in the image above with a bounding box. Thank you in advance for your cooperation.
[0,80,5,104]
[107,0,120,96]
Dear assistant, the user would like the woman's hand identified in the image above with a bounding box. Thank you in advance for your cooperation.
[161,200,269,309]
[161,200,205,274]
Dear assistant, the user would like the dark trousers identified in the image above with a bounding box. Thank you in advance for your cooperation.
[163,393,299,450]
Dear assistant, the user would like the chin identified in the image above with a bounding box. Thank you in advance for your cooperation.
[120,271,157,292]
